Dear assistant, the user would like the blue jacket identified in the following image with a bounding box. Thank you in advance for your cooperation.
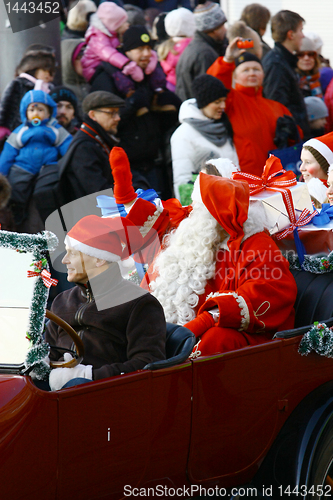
[0,90,72,176]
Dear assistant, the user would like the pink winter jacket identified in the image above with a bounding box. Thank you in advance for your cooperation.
[82,24,128,83]
[160,38,192,87]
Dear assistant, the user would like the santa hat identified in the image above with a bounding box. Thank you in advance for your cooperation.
[109,147,137,205]
[199,172,250,261]
[303,132,333,167]
[307,177,328,204]
[65,215,143,262]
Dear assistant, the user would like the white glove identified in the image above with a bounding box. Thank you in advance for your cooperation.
[49,363,93,391]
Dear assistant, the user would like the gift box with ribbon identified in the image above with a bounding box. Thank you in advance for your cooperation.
[233,156,317,264]
[233,156,313,235]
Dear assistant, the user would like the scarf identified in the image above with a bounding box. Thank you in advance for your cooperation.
[298,72,323,98]
[19,73,51,94]
[183,117,230,147]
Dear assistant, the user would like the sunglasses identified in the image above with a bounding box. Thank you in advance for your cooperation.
[297,51,317,58]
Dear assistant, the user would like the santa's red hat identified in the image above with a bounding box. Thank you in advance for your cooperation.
[303,131,333,166]
[199,172,250,260]
[65,215,143,262]
[109,147,137,205]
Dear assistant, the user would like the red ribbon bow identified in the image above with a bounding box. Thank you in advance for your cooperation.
[27,265,58,288]
[233,156,315,239]
[275,208,317,240]
[233,155,297,196]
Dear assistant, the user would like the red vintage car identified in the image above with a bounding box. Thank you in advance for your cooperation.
[1,229,333,500]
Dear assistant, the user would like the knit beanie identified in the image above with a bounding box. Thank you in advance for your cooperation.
[235,52,262,67]
[67,0,96,31]
[194,1,227,33]
[165,8,196,38]
[303,31,322,53]
[49,86,78,116]
[96,2,128,33]
[304,96,328,122]
[303,132,333,174]
[191,74,228,109]
[123,25,153,52]
[299,36,316,54]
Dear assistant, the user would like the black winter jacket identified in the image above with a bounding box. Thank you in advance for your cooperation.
[0,77,35,132]
[46,264,166,380]
[58,115,116,205]
[262,43,311,139]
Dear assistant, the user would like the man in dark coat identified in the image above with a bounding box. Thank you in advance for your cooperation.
[262,10,311,139]
[58,91,122,205]
[175,1,228,102]
[47,215,166,391]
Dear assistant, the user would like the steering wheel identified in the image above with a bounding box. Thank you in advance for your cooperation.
[46,309,85,369]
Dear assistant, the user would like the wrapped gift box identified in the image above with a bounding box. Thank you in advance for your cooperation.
[250,182,313,235]
[273,219,333,255]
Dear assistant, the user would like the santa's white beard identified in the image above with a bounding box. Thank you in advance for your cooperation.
[149,202,224,325]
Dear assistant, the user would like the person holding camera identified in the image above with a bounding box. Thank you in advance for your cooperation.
[207,37,300,177]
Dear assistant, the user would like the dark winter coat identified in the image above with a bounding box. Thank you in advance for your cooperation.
[262,43,311,139]
[90,61,162,173]
[175,31,227,102]
[0,77,35,132]
[57,115,116,204]
[45,264,166,380]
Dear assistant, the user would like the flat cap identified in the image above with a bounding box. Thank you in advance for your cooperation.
[82,91,125,114]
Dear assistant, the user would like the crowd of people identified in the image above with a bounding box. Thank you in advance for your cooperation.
[1,1,333,389]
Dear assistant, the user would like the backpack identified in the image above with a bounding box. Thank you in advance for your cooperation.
[33,135,86,223]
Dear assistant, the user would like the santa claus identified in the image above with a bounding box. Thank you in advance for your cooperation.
[149,172,298,357]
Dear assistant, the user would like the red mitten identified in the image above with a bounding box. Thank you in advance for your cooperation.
[184,311,215,338]
[109,147,137,204]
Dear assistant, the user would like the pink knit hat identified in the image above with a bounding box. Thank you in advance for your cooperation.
[96,2,128,33]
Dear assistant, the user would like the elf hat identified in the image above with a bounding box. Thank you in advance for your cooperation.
[199,172,250,261]
[65,215,143,262]
[303,132,333,167]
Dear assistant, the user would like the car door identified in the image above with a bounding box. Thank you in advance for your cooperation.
[187,341,282,487]
[56,370,152,500]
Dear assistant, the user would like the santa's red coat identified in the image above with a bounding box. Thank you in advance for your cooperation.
[186,231,298,357]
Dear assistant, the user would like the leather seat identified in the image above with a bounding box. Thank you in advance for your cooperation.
[144,323,196,370]
[275,269,333,339]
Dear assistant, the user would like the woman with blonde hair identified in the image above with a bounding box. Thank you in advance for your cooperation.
[158,8,195,92]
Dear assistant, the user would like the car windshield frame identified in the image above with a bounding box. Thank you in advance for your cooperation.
[0,230,58,377]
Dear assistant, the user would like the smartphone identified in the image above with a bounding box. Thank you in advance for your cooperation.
[237,39,254,49]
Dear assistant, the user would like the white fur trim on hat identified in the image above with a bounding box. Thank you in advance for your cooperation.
[303,138,333,166]
[65,236,121,262]
[165,8,195,38]
[307,177,328,204]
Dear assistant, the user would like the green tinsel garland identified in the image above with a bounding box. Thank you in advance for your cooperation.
[299,322,333,357]
[285,249,333,274]
[0,230,58,380]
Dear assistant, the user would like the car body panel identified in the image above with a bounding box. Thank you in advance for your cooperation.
[2,335,333,498]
